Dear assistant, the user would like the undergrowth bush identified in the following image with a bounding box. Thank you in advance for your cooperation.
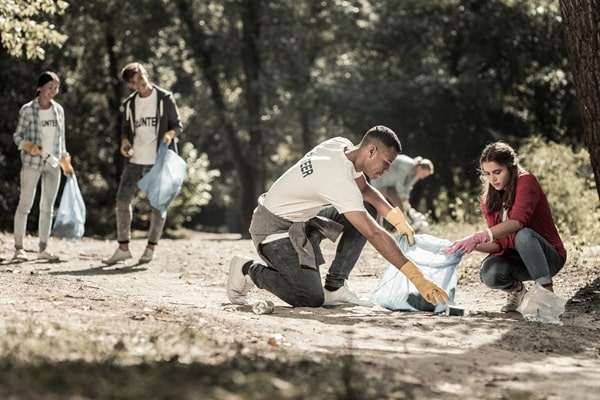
[519,137,599,242]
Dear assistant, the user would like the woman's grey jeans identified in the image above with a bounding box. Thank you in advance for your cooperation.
[479,227,565,289]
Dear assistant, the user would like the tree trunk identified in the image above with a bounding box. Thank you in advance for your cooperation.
[175,0,262,236]
[560,0,600,200]
[241,0,266,210]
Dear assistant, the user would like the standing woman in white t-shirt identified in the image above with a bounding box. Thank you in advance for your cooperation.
[12,71,75,261]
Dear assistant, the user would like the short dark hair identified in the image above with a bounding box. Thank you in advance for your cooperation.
[363,125,402,153]
[120,62,147,83]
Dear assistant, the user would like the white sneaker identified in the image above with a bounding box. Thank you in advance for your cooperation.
[323,281,374,307]
[37,250,59,261]
[138,248,154,264]
[227,255,254,305]
[102,248,132,265]
[501,281,528,312]
[13,248,29,261]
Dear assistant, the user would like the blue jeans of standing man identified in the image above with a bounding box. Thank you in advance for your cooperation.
[248,204,375,307]
[116,163,166,245]
[479,227,565,290]
[14,163,61,250]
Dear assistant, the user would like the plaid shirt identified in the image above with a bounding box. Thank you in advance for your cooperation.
[13,98,68,170]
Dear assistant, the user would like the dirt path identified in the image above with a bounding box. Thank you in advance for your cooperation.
[1,231,599,399]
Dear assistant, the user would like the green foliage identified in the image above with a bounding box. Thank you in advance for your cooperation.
[518,136,600,243]
[439,137,600,248]
[0,0,69,59]
[0,0,594,235]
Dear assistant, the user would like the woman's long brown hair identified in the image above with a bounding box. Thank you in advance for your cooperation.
[479,142,521,214]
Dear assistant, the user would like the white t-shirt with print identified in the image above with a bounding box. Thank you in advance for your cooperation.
[39,107,58,157]
[131,89,158,165]
[262,137,366,222]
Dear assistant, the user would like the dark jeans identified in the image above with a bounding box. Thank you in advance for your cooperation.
[479,227,565,290]
[248,204,375,307]
[116,163,166,245]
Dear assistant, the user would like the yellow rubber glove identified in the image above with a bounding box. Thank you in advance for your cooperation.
[22,141,42,156]
[162,130,176,144]
[385,207,415,245]
[60,156,75,176]
[120,138,133,158]
[400,260,450,306]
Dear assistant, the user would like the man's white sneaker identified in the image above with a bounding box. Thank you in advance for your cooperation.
[227,255,254,305]
[37,250,59,261]
[323,281,374,307]
[13,249,29,261]
[102,248,132,265]
[501,281,528,313]
[138,248,154,264]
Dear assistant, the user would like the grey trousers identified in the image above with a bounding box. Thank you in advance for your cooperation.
[115,163,166,245]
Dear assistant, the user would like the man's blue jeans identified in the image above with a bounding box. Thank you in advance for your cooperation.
[248,204,375,307]
[479,227,565,290]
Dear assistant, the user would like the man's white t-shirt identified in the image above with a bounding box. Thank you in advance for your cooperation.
[131,89,158,165]
[262,137,366,222]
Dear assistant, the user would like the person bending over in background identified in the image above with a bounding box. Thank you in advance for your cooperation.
[227,125,449,308]
[102,62,183,266]
[371,154,434,232]
[12,71,75,262]
[443,141,566,313]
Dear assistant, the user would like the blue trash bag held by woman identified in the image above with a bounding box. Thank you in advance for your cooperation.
[137,142,186,217]
[52,174,86,242]
[370,234,463,313]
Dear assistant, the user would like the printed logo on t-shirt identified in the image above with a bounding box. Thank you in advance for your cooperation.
[300,158,313,178]
[135,116,158,128]
[41,119,58,127]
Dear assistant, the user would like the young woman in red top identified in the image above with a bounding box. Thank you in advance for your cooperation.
[444,141,566,312]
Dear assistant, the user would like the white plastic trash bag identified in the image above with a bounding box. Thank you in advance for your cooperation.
[370,234,462,313]
[517,282,567,325]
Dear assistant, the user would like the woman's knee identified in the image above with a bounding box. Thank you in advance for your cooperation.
[514,227,536,248]
[480,260,511,289]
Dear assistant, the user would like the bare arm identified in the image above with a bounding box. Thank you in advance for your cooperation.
[344,210,409,268]
[356,175,394,217]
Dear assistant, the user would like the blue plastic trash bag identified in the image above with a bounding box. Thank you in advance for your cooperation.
[370,234,463,313]
[52,174,86,242]
[137,142,186,217]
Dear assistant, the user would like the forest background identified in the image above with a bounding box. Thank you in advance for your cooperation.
[1,0,599,245]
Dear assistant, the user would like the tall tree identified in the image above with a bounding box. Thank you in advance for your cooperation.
[0,0,68,59]
[173,0,264,234]
[560,0,600,199]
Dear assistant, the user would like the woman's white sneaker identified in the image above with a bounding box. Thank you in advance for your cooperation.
[501,281,528,312]
[13,249,29,261]
[37,250,59,261]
